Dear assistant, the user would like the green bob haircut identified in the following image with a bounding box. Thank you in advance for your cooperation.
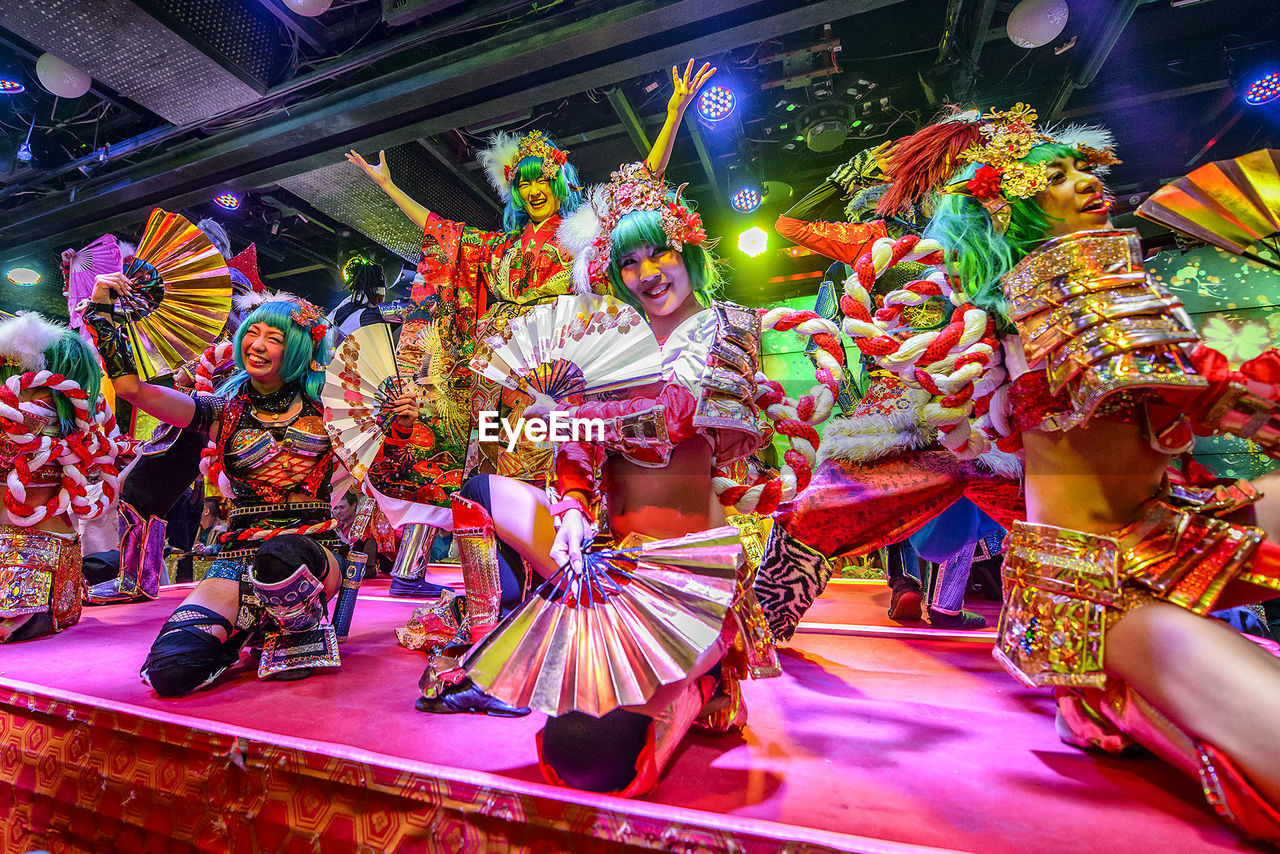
[220,299,333,402]
[924,142,1085,324]
[504,155,583,232]
[604,207,723,314]
[0,330,103,434]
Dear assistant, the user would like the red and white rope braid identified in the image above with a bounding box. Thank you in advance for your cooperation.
[194,340,234,394]
[0,371,129,526]
[838,235,1012,459]
[221,518,339,544]
[713,308,843,515]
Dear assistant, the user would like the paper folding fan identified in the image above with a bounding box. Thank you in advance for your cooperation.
[463,526,741,717]
[115,210,232,379]
[469,294,662,402]
[65,234,123,329]
[1137,148,1280,272]
[321,321,409,482]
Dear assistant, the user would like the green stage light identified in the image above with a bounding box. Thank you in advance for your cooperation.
[738,227,768,258]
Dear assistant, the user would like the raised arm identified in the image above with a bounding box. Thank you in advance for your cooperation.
[346,150,431,231]
[82,272,198,428]
[645,60,717,176]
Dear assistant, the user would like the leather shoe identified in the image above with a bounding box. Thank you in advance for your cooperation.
[927,607,987,629]
[414,677,531,717]
[887,577,923,621]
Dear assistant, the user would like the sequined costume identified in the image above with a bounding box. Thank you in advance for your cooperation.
[536,301,779,796]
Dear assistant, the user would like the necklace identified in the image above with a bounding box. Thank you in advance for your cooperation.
[247,381,297,415]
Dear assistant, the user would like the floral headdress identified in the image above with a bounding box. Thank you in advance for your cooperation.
[479,130,571,202]
[879,103,1120,235]
[556,162,708,293]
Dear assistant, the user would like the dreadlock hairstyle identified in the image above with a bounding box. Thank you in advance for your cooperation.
[505,155,584,232]
[218,298,333,404]
[604,203,723,315]
[342,256,386,306]
[924,141,1088,322]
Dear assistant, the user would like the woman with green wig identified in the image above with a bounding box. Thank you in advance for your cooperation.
[345,62,718,614]
[845,104,1280,844]
[0,311,127,642]
[83,275,348,695]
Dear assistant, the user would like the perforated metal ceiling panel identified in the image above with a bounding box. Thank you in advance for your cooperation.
[135,0,285,90]
[0,0,262,124]
[278,143,500,262]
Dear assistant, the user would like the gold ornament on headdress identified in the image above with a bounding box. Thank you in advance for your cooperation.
[506,130,569,184]
[959,103,1053,200]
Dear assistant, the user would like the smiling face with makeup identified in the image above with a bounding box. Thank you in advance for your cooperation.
[1035,155,1113,238]
[241,321,287,389]
[618,244,695,318]
[516,176,559,224]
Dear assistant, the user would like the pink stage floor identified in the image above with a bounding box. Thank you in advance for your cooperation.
[0,571,1266,853]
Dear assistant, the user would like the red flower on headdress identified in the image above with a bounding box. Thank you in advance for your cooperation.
[551,149,567,166]
[311,323,327,342]
[965,165,1004,200]
[504,165,514,181]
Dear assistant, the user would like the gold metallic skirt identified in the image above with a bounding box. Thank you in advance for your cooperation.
[0,525,82,642]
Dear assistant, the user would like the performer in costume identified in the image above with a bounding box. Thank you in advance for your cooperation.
[83,274,344,695]
[846,104,1280,843]
[349,61,717,606]
[85,218,257,604]
[0,313,128,641]
[327,256,392,343]
[760,144,1014,634]
[408,162,776,797]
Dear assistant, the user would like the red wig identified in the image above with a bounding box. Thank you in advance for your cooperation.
[875,116,982,217]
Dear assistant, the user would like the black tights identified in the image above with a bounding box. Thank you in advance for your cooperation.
[459,475,527,611]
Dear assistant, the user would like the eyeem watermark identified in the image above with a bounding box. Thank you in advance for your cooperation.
[477,411,605,452]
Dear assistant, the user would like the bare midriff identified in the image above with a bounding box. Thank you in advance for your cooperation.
[604,436,725,541]
[1022,418,1167,535]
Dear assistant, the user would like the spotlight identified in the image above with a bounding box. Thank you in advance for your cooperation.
[1243,70,1280,106]
[697,85,736,122]
[729,167,764,213]
[214,192,241,211]
[731,188,762,213]
[738,227,768,258]
[6,267,41,286]
[0,79,23,94]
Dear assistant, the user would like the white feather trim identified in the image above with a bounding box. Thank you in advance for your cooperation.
[974,446,1024,479]
[556,190,605,295]
[234,289,295,313]
[478,131,521,202]
[1046,122,1115,155]
[0,311,65,372]
[817,408,931,465]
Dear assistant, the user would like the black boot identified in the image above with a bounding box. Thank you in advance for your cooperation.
[415,676,531,717]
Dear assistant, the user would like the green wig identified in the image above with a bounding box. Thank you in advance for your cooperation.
[219,299,333,403]
[924,142,1086,323]
[0,315,102,434]
[604,207,723,314]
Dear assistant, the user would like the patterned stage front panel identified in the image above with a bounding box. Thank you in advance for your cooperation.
[0,687,854,854]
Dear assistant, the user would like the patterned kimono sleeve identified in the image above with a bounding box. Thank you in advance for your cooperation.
[409,213,501,339]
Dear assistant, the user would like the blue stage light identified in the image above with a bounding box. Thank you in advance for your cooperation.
[697,85,736,122]
[0,79,23,94]
[214,192,241,211]
[731,187,762,213]
[1244,71,1280,106]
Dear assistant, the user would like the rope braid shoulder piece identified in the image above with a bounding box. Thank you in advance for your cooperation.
[712,308,844,515]
[837,234,1013,459]
[0,370,131,526]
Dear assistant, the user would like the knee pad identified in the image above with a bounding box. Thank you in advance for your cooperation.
[252,534,329,584]
[539,708,653,793]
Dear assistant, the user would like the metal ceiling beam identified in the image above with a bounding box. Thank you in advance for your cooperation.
[1045,0,1140,119]
[414,137,503,213]
[604,88,652,160]
[1058,79,1230,119]
[686,120,726,208]
[0,0,904,264]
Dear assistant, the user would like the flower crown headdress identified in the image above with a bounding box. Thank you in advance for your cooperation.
[479,130,571,202]
[556,162,708,293]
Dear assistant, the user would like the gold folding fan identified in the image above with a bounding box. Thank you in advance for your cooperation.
[116,209,232,379]
[1137,148,1280,272]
